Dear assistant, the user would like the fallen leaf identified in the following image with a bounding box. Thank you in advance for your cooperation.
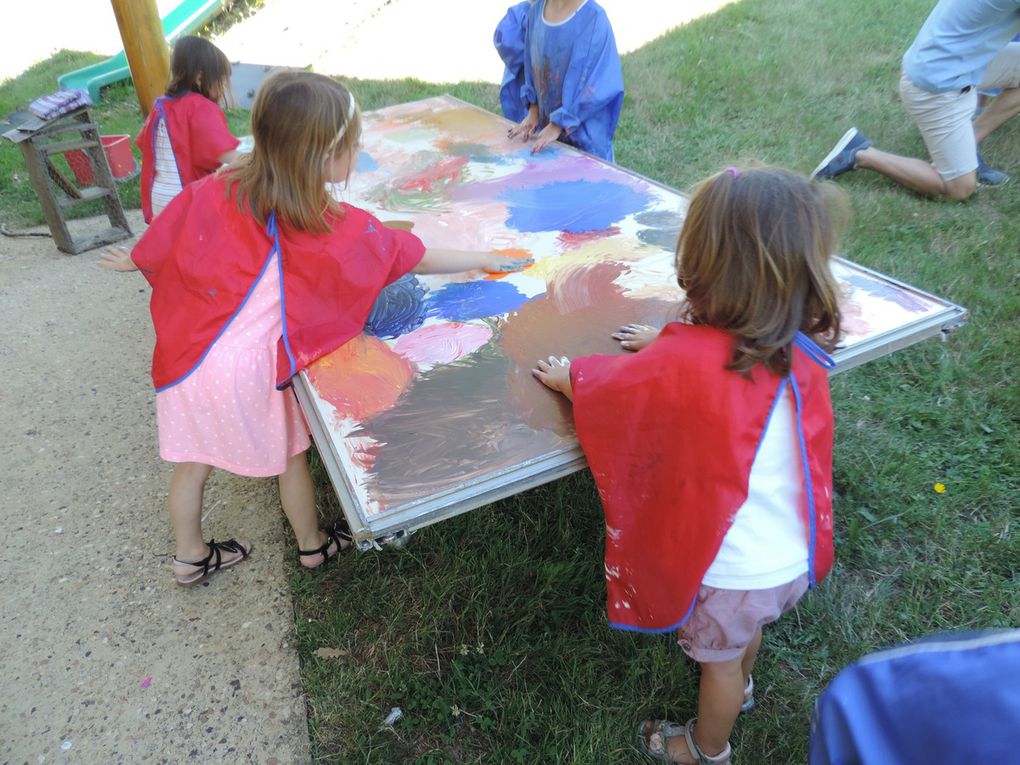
[315,647,348,659]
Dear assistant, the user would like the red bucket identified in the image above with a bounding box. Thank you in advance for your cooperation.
[65,135,137,185]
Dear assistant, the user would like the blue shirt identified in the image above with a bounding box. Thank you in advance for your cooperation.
[903,0,1020,91]
[520,0,624,161]
[494,2,532,123]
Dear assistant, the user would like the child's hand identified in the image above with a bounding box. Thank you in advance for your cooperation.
[530,123,563,154]
[532,355,574,400]
[508,107,539,142]
[98,245,138,272]
[481,252,534,274]
[611,324,660,351]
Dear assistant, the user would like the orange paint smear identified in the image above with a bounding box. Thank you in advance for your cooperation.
[306,334,416,423]
[419,107,509,143]
[485,247,535,281]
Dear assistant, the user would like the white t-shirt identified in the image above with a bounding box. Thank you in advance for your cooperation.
[701,382,810,590]
[150,118,183,218]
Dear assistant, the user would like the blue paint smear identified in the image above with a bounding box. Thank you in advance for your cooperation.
[364,275,428,339]
[425,280,530,322]
[501,179,650,233]
[357,151,379,172]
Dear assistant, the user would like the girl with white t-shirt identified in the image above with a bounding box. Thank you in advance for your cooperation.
[533,165,847,765]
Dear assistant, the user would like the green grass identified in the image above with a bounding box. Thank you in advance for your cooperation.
[3,0,1016,761]
[292,0,1018,762]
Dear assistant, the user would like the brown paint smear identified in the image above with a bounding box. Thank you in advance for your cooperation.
[501,261,676,437]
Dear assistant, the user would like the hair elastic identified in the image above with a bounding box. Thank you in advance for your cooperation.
[724,166,740,178]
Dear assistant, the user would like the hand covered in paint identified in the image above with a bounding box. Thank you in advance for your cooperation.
[416,248,533,275]
[481,252,533,274]
[611,324,660,352]
[97,244,138,272]
[507,105,540,142]
[532,355,574,401]
[529,122,563,154]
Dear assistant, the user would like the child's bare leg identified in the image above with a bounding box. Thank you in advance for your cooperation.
[278,451,346,566]
[691,656,745,758]
[742,628,762,681]
[168,462,215,561]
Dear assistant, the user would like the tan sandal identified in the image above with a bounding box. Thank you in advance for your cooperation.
[637,718,732,765]
[172,538,252,586]
[741,675,754,712]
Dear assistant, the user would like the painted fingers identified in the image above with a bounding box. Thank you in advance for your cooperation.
[611,323,660,352]
[483,255,534,274]
[507,119,537,142]
[530,123,563,154]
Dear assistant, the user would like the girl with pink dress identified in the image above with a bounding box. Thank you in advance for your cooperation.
[102,72,530,586]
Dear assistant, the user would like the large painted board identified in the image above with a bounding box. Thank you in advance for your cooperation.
[293,95,967,545]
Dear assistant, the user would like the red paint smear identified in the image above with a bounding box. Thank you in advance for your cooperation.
[350,449,377,471]
[486,247,534,281]
[398,156,470,192]
[557,226,621,249]
[306,334,416,423]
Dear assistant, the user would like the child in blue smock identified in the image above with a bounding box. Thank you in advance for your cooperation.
[494,1,532,123]
[506,0,624,162]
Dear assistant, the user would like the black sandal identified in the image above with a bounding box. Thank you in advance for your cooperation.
[298,519,353,567]
[172,538,252,587]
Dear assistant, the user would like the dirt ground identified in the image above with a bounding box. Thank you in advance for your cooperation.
[0,214,310,762]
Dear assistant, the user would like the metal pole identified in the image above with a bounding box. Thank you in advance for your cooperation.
[109,0,170,116]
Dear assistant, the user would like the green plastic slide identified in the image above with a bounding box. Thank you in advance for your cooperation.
[57,0,224,102]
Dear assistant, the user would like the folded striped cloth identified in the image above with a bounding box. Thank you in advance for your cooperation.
[28,88,92,120]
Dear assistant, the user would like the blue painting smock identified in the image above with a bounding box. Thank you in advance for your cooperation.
[494,2,532,123]
[521,0,624,161]
[902,0,1020,92]
[810,630,1020,764]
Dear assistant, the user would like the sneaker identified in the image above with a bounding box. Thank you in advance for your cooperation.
[811,128,871,180]
[976,153,1009,186]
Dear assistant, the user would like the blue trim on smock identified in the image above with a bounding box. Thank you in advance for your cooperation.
[269,213,299,389]
[154,231,277,393]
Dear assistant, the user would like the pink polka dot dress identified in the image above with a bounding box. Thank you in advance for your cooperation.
[156,252,310,477]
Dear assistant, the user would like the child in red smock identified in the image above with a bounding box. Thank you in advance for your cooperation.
[534,166,847,764]
[136,35,240,222]
[102,71,530,587]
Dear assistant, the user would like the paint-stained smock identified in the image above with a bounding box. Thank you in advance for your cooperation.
[131,173,425,395]
[521,0,624,161]
[135,92,239,223]
[494,1,532,122]
[570,323,835,633]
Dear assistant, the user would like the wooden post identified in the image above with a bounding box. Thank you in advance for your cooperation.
[110,0,170,116]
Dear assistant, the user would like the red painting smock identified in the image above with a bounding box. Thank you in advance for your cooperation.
[135,92,239,223]
[131,173,425,392]
[570,322,835,633]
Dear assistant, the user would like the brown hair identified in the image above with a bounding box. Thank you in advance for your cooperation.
[166,35,232,102]
[224,71,361,233]
[676,165,847,376]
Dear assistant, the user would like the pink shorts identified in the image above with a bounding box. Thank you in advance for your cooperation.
[677,574,810,663]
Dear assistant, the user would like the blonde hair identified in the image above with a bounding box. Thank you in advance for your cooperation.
[676,165,847,376]
[225,70,361,233]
